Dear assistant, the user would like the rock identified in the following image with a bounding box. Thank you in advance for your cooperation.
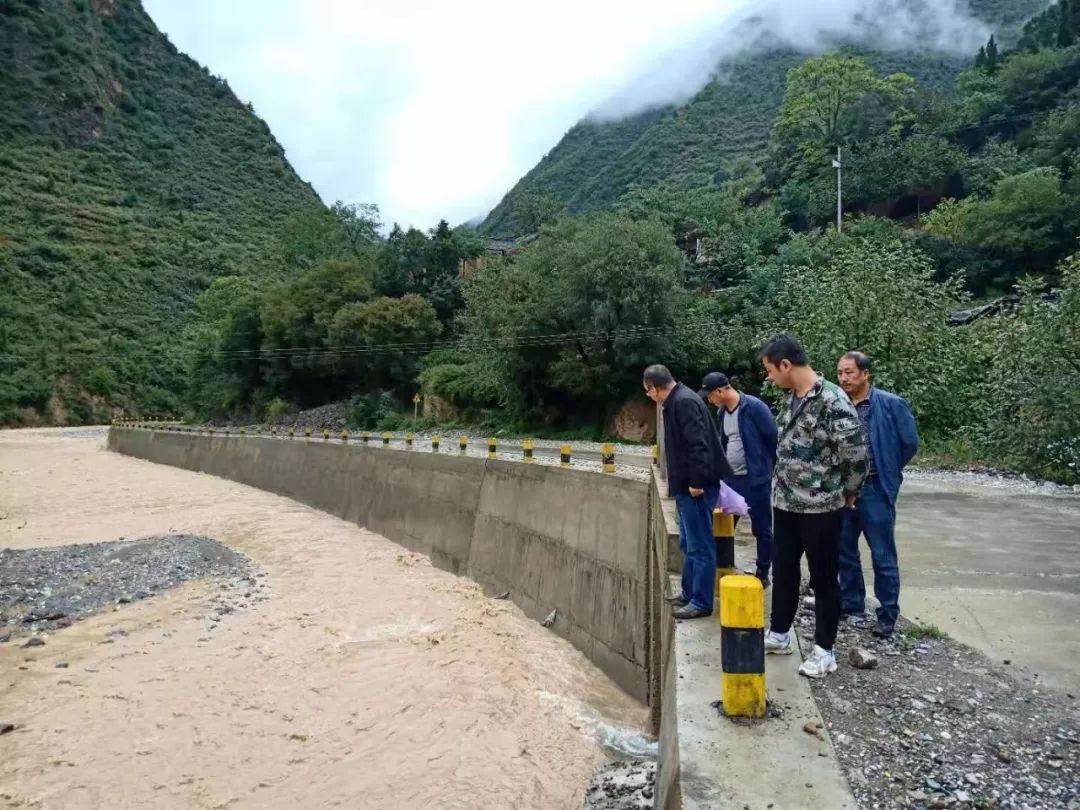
[955,790,970,803]
[55,662,69,669]
[22,637,45,648]
[0,633,10,643]
[493,591,510,600]
[803,722,822,736]
[0,723,14,735]
[541,609,556,628]
[849,647,879,670]
[117,596,132,605]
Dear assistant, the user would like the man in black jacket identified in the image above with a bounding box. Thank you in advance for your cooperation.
[644,364,733,619]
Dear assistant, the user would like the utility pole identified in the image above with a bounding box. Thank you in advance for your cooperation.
[832,146,843,233]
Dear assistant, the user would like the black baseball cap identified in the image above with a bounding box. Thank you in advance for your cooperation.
[699,372,731,397]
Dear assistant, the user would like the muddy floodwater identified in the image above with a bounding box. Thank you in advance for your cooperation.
[0,428,648,809]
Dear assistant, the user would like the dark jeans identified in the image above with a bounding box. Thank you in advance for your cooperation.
[839,476,900,627]
[675,484,721,613]
[771,507,843,650]
[726,475,774,573]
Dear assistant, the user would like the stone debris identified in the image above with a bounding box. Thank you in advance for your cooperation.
[0,535,259,641]
[584,759,656,809]
[849,647,879,670]
[542,609,557,628]
[799,600,1080,809]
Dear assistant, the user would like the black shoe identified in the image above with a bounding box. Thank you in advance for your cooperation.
[872,622,896,639]
[665,594,689,607]
[673,605,711,620]
[755,568,771,589]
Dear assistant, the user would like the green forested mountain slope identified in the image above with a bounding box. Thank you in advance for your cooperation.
[0,0,320,424]
[481,0,1051,236]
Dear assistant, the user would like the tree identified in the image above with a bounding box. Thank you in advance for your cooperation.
[328,294,442,390]
[457,213,685,427]
[511,192,564,233]
[771,235,970,437]
[776,53,880,158]
[330,201,382,255]
[985,35,1001,74]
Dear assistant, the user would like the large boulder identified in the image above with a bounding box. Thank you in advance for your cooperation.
[609,398,656,443]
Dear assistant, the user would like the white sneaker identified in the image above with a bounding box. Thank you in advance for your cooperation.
[802,595,816,609]
[799,645,838,679]
[764,630,793,655]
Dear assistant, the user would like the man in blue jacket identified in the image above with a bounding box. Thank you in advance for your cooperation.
[836,351,920,638]
[700,372,778,586]
[645,364,733,619]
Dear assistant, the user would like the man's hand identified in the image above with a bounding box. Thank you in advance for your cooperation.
[844,494,858,508]
[689,487,705,498]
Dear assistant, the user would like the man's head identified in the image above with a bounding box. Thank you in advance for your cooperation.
[643,364,676,404]
[699,371,739,410]
[760,334,810,391]
[837,351,872,398]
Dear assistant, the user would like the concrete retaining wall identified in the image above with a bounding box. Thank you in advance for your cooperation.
[108,428,652,701]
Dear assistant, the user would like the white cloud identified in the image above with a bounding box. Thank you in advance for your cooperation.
[144,0,990,230]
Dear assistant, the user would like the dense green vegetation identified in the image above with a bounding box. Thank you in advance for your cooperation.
[0,0,319,424]
[480,0,1050,237]
[3,0,1075,483]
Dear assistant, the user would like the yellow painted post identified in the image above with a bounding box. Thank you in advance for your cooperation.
[523,439,534,463]
[340,429,349,442]
[287,426,295,439]
[256,424,263,436]
[271,425,277,436]
[651,444,659,465]
[224,425,231,436]
[560,444,571,468]
[382,432,391,447]
[239,426,246,436]
[361,431,370,445]
[459,436,468,454]
[208,426,215,436]
[322,427,330,441]
[304,426,312,440]
[719,575,766,718]
[487,438,497,459]
[714,509,738,595]
[602,443,616,474]
[432,436,441,453]
[405,433,414,450]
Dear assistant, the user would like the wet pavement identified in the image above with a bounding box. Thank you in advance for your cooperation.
[891,472,1080,694]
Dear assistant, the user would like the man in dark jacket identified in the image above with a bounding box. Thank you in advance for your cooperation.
[645,364,732,619]
[836,351,920,638]
[700,372,778,586]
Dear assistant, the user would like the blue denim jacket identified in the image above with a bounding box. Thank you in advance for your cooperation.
[716,393,779,487]
[866,387,920,505]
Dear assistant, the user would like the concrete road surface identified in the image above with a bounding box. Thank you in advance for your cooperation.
[884,472,1080,694]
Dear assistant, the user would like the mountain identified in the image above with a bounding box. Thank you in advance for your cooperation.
[479,0,1051,237]
[0,0,320,424]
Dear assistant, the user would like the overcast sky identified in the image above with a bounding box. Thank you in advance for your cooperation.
[143,0,991,231]
[143,0,740,231]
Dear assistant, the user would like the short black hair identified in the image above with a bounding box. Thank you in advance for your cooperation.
[842,350,872,372]
[760,334,809,367]
[643,364,674,387]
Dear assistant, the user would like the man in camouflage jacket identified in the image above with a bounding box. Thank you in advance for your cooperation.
[759,334,868,679]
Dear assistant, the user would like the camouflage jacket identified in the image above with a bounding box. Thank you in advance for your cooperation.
[773,377,868,514]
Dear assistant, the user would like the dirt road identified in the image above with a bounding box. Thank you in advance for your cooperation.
[0,428,647,809]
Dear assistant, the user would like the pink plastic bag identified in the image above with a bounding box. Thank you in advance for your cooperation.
[715,481,750,516]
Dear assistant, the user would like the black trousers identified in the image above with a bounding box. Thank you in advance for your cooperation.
[770,507,844,650]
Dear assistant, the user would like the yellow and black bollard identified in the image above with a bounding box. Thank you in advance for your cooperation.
[714,508,737,587]
[271,425,277,437]
[239,426,246,436]
[341,429,349,443]
[652,445,660,465]
[405,433,414,450]
[382,432,391,447]
[487,438,497,459]
[288,426,294,439]
[362,431,370,445]
[322,428,330,441]
[601,443,616,474]
[208,426,215,436]
[523,439,534,463]
[432,436,440,453]
[560,444,571,468]
[304,426,312,440]
[256,424,263,436]
[459,436,468,454]
[719,574,766,718]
